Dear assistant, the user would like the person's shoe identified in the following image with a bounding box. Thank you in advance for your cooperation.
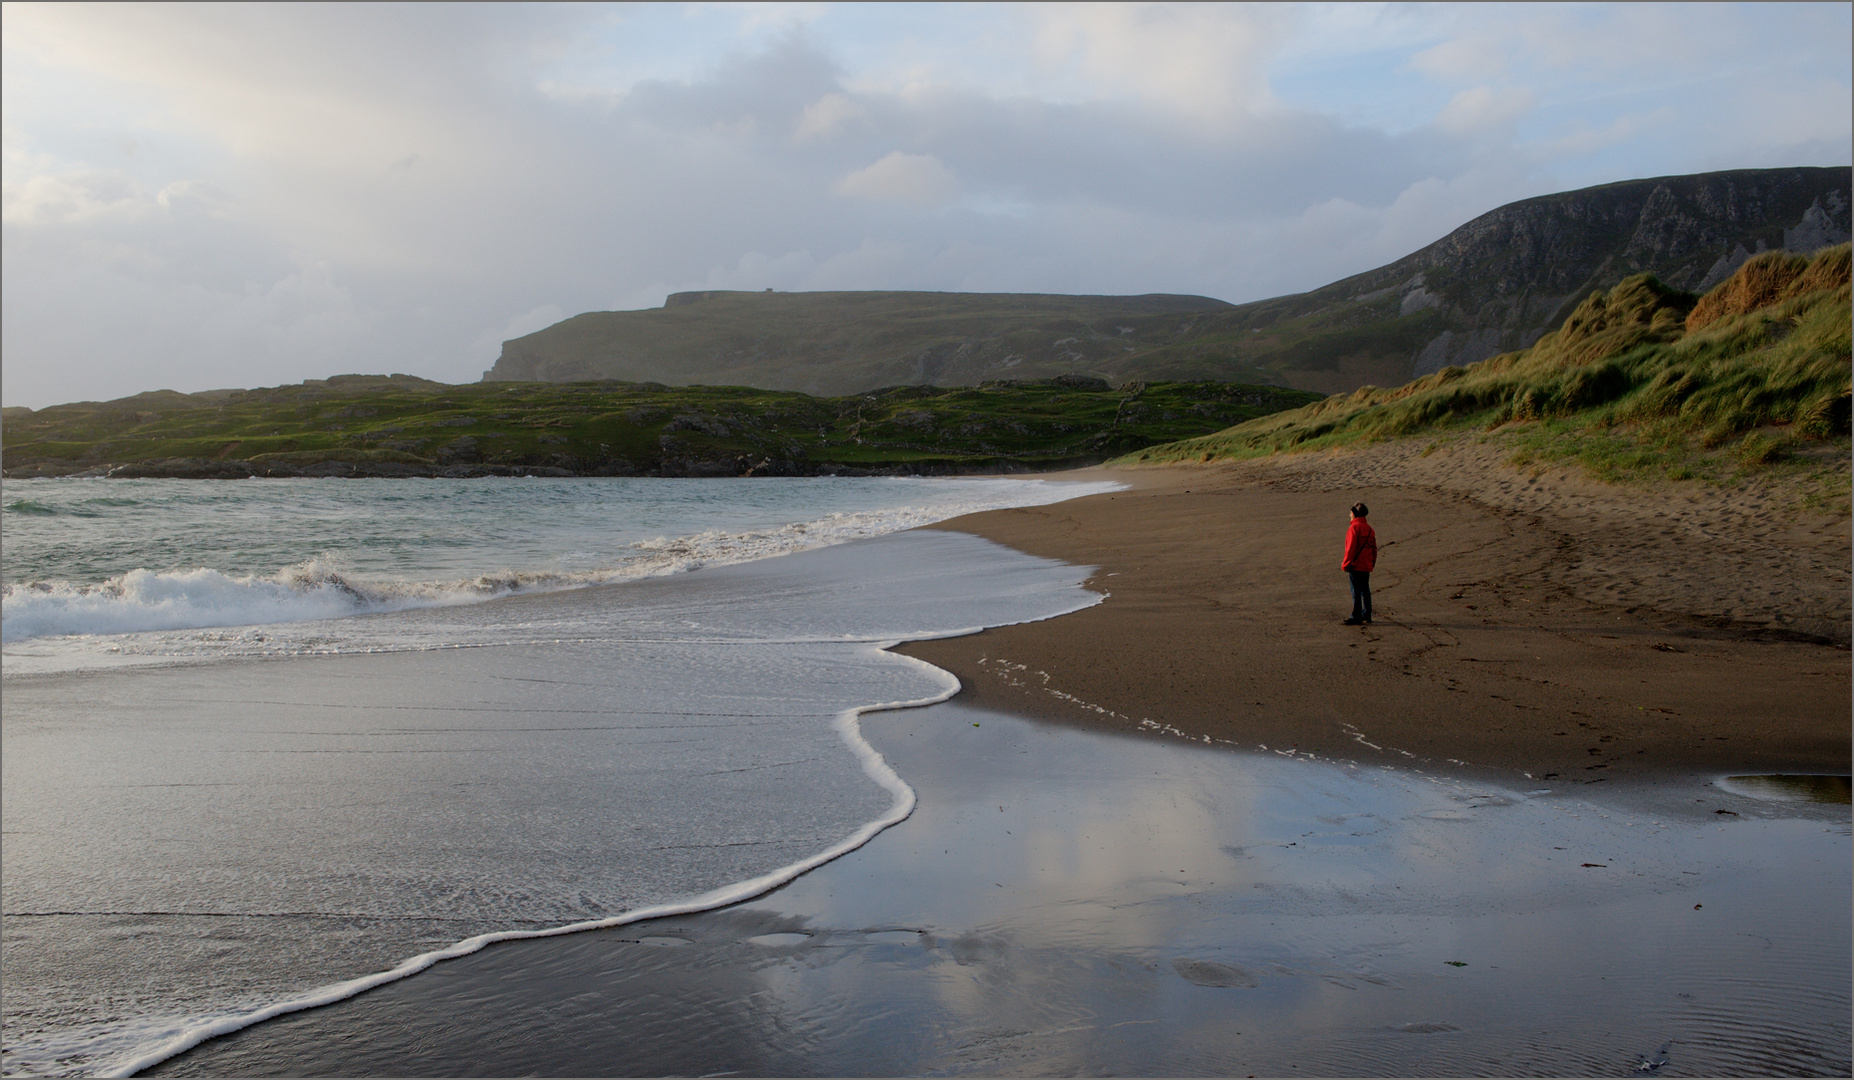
[1343,617,1364,625]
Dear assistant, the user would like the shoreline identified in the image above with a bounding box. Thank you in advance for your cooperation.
[146,699,1853,1078]
[0,527,1097,1079]
[100,451,1854,1075]
[898,449,1851,784]
[0,458,1117,481]
[19,455,1851,1075]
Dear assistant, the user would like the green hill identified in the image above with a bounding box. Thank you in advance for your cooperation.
[485,292,1240,394]
[485,167,1850,397]
[0,376,1318,480]
[1120,244,1852,503]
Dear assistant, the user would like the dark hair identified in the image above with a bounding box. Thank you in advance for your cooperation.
[1350,502,1368,518]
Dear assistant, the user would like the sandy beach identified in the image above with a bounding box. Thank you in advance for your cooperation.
[138,449,1852,1077]
[901,443,1851,784]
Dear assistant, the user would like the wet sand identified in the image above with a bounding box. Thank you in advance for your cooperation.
[148,702,1851,1077]
[135,449,1853,1075]
[900,446,1851,784]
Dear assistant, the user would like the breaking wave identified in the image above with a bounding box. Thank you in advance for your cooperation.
[0,494,1111,643]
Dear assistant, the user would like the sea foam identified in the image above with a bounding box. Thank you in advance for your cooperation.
[1,528,1104,1078]
[2,486,1117,646]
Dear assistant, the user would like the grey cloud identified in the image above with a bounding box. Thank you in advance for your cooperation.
[600,37,1465,221]
[4,5,1844,409]
[614,35,845,133]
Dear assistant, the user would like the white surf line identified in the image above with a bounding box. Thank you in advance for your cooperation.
[107,592,1109,1077]
[105,682,943,1077]
[8,484,1125,646]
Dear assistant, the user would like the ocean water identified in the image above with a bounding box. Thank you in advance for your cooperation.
[1,475,1117,671]
[0,476,1116,1077]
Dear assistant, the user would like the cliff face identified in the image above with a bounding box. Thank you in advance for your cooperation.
[484,167,1851,396]
[1122,166,1853,394]
[1322,167,1852,379]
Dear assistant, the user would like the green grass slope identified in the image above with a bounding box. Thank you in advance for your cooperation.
[1,375,1319,479]
[1121,245,1852,506]
[488,291,1246,396]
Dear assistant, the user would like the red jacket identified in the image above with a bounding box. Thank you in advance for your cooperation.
[1342,517,1377,572]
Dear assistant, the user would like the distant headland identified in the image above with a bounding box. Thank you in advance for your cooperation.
[484,166,1850,398]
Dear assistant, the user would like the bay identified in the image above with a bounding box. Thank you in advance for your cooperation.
[1,476,1112,1076]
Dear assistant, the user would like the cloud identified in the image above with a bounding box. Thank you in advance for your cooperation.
[464,303,566,366]
[1028,3,1287,121]
[1533,111,1666,160]
[729,2,830,37]
[794,92,864,140]
[2,251,374,404]
[834,151,958,207]
[500,304,565,341]
[1434,86,1536,135]
[0,3,1846,408]
[695,249,821,291]
[2,167,146,226]
[1409,36,1507,83]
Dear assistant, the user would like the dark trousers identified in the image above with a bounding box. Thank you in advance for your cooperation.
[1347,570,1372,621]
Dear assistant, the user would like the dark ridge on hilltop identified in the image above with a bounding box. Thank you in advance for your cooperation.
[483,167,1851,398]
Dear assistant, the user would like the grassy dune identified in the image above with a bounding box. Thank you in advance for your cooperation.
[1122,245,1852,506]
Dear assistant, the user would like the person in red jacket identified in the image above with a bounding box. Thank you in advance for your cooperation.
[1341,502,1377,625]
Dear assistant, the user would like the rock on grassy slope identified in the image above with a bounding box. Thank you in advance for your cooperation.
[485,167,1850,398]
[1123,244,1852,510]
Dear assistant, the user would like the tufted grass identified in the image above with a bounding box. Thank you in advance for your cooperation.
[1121,245,1852,498]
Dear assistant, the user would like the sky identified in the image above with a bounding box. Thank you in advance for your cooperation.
[3,2,1849,409]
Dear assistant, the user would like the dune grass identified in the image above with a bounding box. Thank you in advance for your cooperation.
[1120,245,1852,506]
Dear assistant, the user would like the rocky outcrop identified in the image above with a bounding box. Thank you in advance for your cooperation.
[1128,167,1851,393]
[1369,168,1850,376]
